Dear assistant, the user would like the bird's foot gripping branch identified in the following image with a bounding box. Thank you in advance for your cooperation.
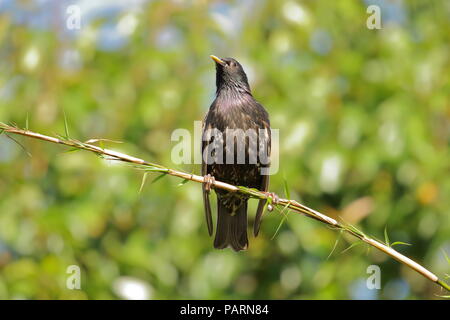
[0,121,449,293]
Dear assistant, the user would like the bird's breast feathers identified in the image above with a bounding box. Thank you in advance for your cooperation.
[207,94,269,131]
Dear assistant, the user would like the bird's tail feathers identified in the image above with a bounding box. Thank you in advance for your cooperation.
[214,200,248,251]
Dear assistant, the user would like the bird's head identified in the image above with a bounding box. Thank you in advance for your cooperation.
[210,55,251,94]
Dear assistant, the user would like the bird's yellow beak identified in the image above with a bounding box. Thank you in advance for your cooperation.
[210,55,225,66]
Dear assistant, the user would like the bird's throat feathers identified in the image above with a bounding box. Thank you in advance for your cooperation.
[216,69,251,96]
[214,88,255,113]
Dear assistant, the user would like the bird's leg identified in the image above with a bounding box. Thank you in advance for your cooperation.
[264,192,280,212]
[203,174,215,193]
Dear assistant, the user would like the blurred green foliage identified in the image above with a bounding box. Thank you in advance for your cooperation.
[0,0,449,299]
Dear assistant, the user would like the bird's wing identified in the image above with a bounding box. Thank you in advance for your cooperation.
[202,118,213,236]
[254,116,271,237]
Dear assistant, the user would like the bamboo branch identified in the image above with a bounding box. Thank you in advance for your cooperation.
[0,121,449,293]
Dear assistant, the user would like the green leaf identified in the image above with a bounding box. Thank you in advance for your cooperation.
[139,172,149,194]
[327,230,343,260]
[151,173,167,184]
[177,179,190,187]
[341,241,364,254]
[144,166,169,173]
[62,147,81,154]
[283,177,291,199]
[271,202,290,240]
[62,108,70,139]
[84,138,123,145]
[391,241,412,248]
[384,226,390,247]
[344,222,366,238]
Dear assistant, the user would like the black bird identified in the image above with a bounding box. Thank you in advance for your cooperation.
[202,55,271,251]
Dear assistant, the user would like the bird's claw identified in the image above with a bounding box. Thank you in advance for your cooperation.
[265,192,279,212]
[203,174,215,193]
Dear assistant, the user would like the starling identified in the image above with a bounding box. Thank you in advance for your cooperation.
[202,55,271,251]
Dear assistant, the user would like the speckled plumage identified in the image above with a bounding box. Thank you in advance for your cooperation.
[202,56,271,251]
